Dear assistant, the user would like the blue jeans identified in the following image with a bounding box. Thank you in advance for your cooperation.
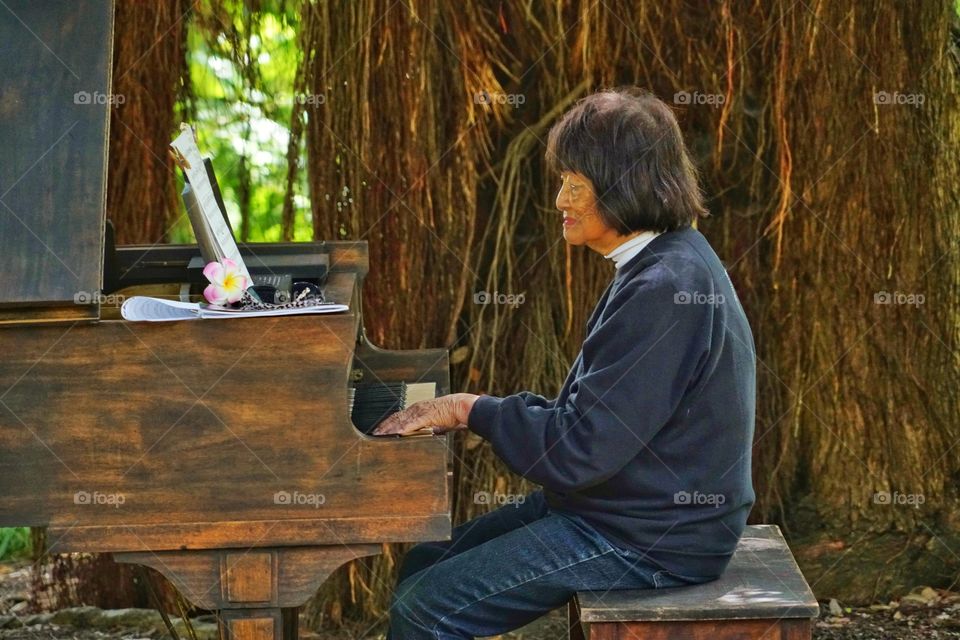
[387,490,709,639]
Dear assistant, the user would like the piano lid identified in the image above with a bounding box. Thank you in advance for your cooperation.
[0,0,115,324]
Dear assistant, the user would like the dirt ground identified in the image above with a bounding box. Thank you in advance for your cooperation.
[2,561,958,639]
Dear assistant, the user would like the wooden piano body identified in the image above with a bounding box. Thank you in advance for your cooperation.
[0,2,451,638]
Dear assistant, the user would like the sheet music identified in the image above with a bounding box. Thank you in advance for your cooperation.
[121,296,349,322]
[120,297,199,321]
[170,124,252,282]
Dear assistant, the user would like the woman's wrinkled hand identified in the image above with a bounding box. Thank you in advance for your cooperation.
[372,393,478,437]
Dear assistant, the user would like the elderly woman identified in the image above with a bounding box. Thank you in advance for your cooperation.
[373,87,756,639]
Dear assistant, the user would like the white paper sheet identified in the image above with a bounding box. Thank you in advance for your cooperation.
[120,296,349,322]
[169,124,252,282]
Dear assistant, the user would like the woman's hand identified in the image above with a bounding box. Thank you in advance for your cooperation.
[372,393,479,437]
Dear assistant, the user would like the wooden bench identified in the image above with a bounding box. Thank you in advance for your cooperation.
[568,524,819,639]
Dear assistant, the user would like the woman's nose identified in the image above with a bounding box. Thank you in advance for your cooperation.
[556,186,569,210]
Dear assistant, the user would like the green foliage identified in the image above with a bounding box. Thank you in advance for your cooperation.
[0,527,31,561]
[171,3,312,244]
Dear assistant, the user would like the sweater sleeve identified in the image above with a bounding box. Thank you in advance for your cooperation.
[468,269,711,492]
[515,391,557,409]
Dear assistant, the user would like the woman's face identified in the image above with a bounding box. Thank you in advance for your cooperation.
[555,171,625,254]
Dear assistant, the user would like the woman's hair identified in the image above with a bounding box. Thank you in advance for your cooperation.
[545,87,708,233]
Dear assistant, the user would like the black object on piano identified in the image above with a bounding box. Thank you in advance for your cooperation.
[185,253,329,286]
[250,273,294,303]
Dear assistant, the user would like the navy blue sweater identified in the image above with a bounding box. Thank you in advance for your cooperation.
[468,226,757,579]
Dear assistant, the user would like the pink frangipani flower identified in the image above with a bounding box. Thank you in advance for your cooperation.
[202,258,250,306]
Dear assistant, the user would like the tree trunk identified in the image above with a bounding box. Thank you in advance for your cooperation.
[106,0,189,244]
[299,0,960,608]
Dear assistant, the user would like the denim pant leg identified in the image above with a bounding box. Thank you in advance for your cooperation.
[394,490,550,585]
[389,510,668,639]
[386,491,550,638]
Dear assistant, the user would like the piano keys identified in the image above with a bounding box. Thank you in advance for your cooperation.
[350,382,437,434]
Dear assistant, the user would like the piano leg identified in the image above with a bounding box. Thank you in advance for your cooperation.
[218,607,300,640]
[113,544,381,640]
[282,607,299,640]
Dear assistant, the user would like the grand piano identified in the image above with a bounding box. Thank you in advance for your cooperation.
[0,2,452,639]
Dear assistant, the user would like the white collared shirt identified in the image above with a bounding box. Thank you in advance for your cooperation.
[604,230,661,269]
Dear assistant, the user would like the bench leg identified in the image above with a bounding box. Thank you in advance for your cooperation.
[568,598,586,640]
